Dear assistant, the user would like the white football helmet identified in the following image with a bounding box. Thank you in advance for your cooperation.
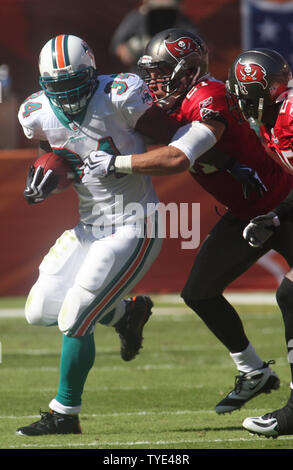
[39,34,97,115]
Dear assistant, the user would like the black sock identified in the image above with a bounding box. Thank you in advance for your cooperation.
[288,388,293,406]
[183,295,249,353]
[276,276,293,383]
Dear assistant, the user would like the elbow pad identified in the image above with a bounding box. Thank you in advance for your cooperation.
[169,121,217,168]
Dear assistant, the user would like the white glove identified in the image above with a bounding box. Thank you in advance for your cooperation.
[83,150,116,178]
[24,165,58,204]
[243,211,280,248]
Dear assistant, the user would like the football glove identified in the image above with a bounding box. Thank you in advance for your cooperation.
[83,151,115,177]
[243,211,280,248]
[227,161,267,200]
[24,165,59,204]
[83,150,124,178]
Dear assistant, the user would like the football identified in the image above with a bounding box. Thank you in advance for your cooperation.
[33,152,75,190]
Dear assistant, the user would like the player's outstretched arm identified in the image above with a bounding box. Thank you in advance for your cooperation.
[83,120,224,178]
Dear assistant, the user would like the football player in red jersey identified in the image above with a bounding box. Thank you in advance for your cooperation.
[84,29,293,418]
[227,48,293,437]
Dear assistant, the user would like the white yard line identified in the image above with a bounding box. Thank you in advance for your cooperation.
[1,409,215,419]
[151,292,277,305]
[0,292,278,318]
[4,438,291,448]
[0,407,282,419]
[5,435,293,449]
[0,309,25,317]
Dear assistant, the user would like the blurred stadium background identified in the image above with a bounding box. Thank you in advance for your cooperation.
[0,0,290,298]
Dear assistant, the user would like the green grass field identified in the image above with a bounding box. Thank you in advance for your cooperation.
[0,294,292,453]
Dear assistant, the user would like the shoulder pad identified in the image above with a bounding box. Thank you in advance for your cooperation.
[18,90,48,140]
[111,73,144,97]
[19,91,46,120]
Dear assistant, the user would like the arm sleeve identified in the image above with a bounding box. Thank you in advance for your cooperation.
[169,121,217,167]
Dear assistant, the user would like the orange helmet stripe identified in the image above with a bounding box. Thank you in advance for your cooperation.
[55,34,66,69]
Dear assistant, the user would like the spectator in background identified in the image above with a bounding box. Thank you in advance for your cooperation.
[0,63,18,148]
[109,0,199,70]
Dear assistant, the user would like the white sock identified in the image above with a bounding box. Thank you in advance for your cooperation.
[230,343,264,374]
[49,398,81,415]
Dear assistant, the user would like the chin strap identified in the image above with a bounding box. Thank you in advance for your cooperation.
[257,97,264,123]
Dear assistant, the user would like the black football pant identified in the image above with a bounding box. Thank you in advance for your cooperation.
[181,211,293,378]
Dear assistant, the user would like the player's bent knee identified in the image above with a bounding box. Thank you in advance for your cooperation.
[58,284,96,335]
[182,296,201,311]
[181,279,218,303]
[181,291,210,306]
[25,294,49,326]
[25,308,45,326]
[24,286,59,326]
[276,276,293,310]
[182,295,220,318]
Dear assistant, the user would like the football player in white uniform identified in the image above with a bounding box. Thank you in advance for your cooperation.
[16,34,177,436]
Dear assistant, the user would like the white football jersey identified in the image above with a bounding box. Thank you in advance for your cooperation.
[18,73,158,227]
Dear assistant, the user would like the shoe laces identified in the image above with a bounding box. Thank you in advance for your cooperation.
[40,409,53,421]
[234,359,275,394]
[29,410,53,429]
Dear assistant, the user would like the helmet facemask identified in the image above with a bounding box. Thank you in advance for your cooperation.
[138,58,183,107]
[138,28,209,110]
[39,35,98,116]
[240,97,265,125]
[226,80,265,124]
[40,67,97,115]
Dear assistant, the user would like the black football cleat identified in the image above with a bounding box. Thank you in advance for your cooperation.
[243,402,293,438]
[16,410,82,436]
[215,361,280,414]
[115,295,153,361]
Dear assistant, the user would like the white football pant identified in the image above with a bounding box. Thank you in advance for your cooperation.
[25,216,161,336]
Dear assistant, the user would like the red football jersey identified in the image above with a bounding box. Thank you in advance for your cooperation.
[260,89,293,175]
[169,78,293,220]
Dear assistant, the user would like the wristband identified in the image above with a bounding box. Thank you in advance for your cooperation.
[114,154,133,173]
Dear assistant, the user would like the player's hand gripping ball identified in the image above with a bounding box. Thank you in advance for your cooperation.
[24,152,75,204]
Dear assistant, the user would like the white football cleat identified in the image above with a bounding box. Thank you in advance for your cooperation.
[243,403,293,438]
[242,414,279,437]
